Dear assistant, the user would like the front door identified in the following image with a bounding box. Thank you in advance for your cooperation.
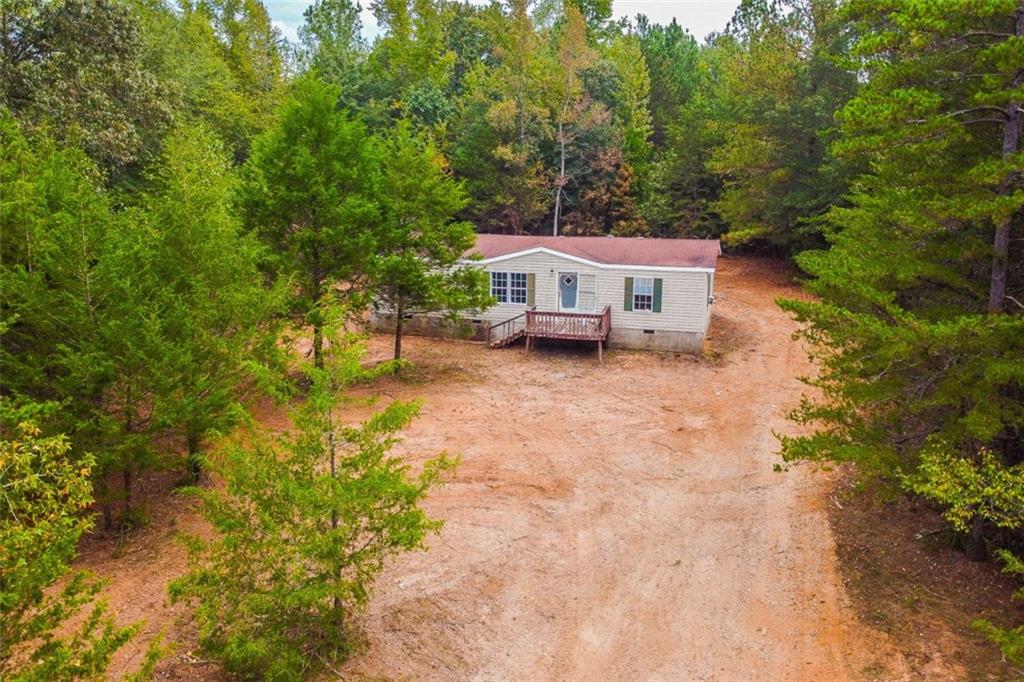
[558,272,578,311]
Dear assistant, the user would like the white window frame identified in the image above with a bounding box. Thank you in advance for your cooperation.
[490,271,508,303]
[508,272,528,304]
[633,276,654,312]
[490,271,528,304]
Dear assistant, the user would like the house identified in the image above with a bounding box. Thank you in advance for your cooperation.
[371,234,720,357]
[469,235,720,355]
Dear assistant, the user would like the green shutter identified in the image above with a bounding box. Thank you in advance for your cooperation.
[526,273,535,306]
[624,276,634,311]
[653,278,663,313]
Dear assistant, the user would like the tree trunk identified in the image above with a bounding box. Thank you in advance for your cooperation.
[553,118,566,236]
[100,479,114,532]
[122,467,132,521]
[326,405,342,627]
[394,297,404,363]
[966,514,987,561]
[187,429,201,483]
[310,276,325,370]
[313,323,324,370]
[989,5,1024,313]
[122,395,134,523]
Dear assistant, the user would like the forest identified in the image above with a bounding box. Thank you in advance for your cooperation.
[2,0,1024,678]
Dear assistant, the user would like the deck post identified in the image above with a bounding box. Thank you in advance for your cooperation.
[597,338,603,364]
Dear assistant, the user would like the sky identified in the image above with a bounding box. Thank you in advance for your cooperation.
[264,0,742,44]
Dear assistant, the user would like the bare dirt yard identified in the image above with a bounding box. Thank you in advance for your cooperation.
[829,476,1024,680]
[80,256,984,680]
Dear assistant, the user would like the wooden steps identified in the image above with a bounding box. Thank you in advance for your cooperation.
[489,328,526,348]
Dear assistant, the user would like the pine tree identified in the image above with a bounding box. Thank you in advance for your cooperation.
[0,115,162,530]
[634,16,723,236]
[608,163,649,236]
[373,122,491,361]
[606,34,654,185]
[778,0,1024,658]
[778,0,1024,569]
[170,326,455,680]
[242,75,383,370]
[708,0,857,251]
[138,125,284,481]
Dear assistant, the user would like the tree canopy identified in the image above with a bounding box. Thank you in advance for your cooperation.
[4,0,1024,674]
[776,0,1024,659]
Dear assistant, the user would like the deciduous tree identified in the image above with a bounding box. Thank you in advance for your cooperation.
[450,0,552,233]
[299,0,367,106]
[551,5,603,235]
[0,0,172,171]
[0,423,143,680]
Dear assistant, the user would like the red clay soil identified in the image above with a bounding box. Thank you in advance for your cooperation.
[828,475,1024,680]
[78,257,926,680]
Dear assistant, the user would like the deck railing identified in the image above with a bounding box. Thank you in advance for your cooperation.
[485,309,531,347]
[525,305,611,341]
[487,305,612,362]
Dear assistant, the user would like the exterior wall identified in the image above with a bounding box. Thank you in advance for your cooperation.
[479,251,713,335]
[368,249,716,354]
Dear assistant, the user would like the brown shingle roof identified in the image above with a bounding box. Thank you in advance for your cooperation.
[468,234,720,269]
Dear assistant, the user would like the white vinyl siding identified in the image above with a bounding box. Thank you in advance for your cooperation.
[475,251,712,333]
[578,273,597,311]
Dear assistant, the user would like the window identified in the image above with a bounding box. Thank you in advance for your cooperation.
[490,271,528,304]
[633,276,654,311]
[509,272,528,304]
[490,271,507,302]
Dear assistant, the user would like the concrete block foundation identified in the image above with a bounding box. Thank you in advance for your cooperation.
[370,312,487,342]
[607,327,704,354]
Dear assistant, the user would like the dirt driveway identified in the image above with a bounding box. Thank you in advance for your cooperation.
[339,257,907,681]
[81,257,912,681]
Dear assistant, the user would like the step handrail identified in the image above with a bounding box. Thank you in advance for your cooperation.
[486,307,534,345]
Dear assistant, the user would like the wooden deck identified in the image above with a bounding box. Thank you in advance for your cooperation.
[487,306,612,362]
